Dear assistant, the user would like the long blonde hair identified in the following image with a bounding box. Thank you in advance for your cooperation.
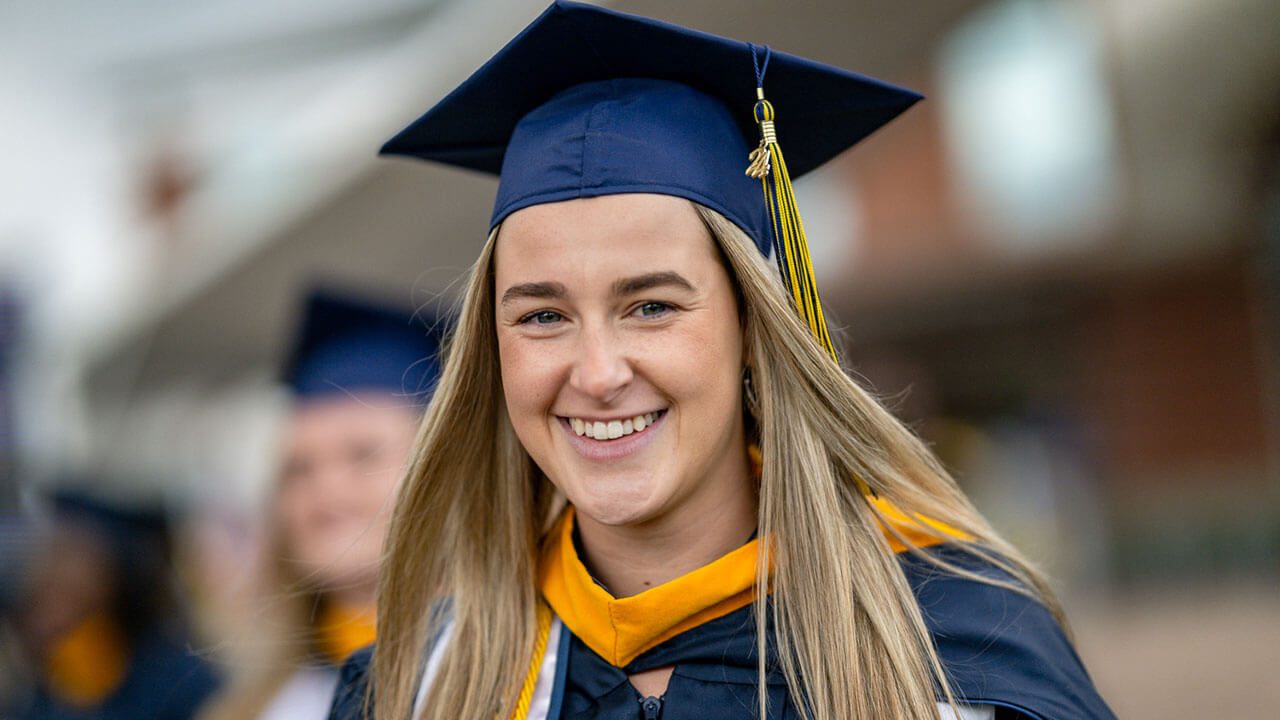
[372,203,1062,720]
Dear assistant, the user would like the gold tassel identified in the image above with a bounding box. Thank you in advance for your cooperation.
[747,81,875,497]
[746,88,837,363]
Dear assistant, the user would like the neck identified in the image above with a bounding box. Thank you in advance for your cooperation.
[324,579,377,609]
[575,454,757,598]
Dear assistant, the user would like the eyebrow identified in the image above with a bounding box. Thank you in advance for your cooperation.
[501,281,567,305]
[611,271,694,297]
[501,272,694,306]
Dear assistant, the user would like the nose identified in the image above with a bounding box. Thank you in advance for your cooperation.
[569,322,633,403]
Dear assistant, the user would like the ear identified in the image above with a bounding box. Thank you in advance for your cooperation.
[739,306,755,370]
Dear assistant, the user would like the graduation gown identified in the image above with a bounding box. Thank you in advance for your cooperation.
[328,509,1114,720]
[15,630,219,720]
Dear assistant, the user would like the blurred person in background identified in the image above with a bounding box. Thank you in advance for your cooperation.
[198,289,443,720]
[2,490,219,720]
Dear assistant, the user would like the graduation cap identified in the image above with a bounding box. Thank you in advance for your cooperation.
[283,289,444,402]
[382,0,921,360]
[49,490,169,539]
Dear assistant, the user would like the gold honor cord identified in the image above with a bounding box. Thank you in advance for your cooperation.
[747,90,838,364]
[509,601,554,720]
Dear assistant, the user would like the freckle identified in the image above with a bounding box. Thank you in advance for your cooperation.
[643,580,651,586]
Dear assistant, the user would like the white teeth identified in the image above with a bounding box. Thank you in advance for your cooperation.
[567,411,663,441]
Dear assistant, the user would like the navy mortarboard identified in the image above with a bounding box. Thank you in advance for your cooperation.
[283,289,444,402]
[48,489,169,542]
[381,0,921,361]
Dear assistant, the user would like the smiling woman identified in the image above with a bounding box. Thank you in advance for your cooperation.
[327,3,1116,720]
[496,195,753,555]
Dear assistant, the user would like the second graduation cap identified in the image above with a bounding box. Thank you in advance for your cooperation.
[284,289,445,403]
[382,0,921,359]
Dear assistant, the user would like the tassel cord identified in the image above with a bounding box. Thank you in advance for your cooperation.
[753,127,837,363]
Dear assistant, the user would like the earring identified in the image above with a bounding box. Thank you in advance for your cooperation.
[743,366,760,417]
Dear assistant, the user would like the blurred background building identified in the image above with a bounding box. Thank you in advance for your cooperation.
[0,1,1276,718]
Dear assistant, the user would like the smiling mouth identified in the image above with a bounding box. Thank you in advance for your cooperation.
[564,410,666,440]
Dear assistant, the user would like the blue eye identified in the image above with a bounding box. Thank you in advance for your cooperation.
[637,302,673,317]
[521,310,563,325]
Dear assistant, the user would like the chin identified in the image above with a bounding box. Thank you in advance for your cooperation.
[574,501,650,528]
[567,482,668,529]
[294,542,377,585]
[311,560,377,592]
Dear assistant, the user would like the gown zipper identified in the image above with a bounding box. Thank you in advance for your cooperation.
[639,695,663,720]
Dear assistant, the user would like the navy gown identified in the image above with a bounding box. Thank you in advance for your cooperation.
[328,544,1114,720]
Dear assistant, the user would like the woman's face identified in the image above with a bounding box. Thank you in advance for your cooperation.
[275,394,418,591]
[495,194,749,531]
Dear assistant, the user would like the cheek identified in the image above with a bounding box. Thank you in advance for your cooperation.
[498,333,561,420]
[368,461,405,510]
[658,317,742,411]
[275,490,314,548]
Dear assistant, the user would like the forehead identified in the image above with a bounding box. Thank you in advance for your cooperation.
[493,194,718,283]
[287,393,414,435]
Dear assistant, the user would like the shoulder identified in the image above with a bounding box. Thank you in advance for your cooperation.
[898,546,1116,720]
[328,603,453,720]
[327,646,375,720]
[116,632,221,720]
